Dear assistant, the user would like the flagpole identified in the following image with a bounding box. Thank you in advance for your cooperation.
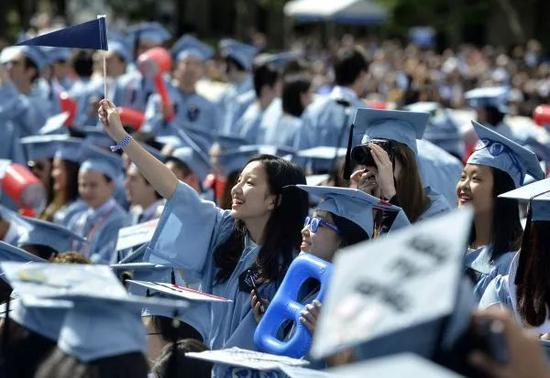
[103,54,107,100]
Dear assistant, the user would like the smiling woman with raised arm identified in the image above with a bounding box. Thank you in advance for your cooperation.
[98,100,309,354]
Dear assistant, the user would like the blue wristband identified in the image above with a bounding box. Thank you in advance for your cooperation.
[110,135,132,152]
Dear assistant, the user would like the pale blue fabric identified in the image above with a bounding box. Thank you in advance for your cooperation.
[145,181,282,350]
[112,69,157,113]
[53,200,88,228]
[418,187,451,221]
[417,139,463,208]
[478,273,513,310]
[11,300,68,341]
[68,198,129,264]
[221,89,256,135]
[260,99,302,149]
[142,83,221,137]
[464,245,515,300]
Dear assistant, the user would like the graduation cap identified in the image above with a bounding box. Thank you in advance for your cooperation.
[127,22,171,47]
[310,207,474,362]
[171,34,214,62]
[0,45,48,70]
[217,145,295,176]
[465,86,509,114]
[16,216,87,254]
[0,241,47,263]
[342,108,429,179]
[19,135,85,163]
[40,46,72,64]
[1,261,188,362]
[168,146,212,183]
[468,121,545,187]
[214,133,248,151]
[295,185,410,238]
[499,177,550,221]
[106,38,131,63]
[253,51,302,70]
[80,143,124,181]
[38,112,71,135]
[219,39,258,71]
[80,126,114,149]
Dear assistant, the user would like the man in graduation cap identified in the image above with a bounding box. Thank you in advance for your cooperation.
[67,147,129,264]
[293,46,369,171]
[112,22,171,113]
[217,39,257,134]
[142,34,221,138]
[0,45,54,162]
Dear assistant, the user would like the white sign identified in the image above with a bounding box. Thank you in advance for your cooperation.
[311,208,473,358]
[127,280,231,303]
[186,347,309,371]
[116,219,159,251]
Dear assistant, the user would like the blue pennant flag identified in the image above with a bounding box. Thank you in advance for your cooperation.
[17,16,108,51]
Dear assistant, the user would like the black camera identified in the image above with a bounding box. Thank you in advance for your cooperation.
[350,139,395,167]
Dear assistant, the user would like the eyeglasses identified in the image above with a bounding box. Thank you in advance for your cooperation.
[304,216,340,234]
[475,138,524,180]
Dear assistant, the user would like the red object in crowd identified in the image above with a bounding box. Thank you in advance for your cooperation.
[203,174,226,204]
[118,107,145,131]
[533,105,550,127]
[365,100,388,110]
[138,47,174,121]
[59,92,77,127]
[1,163,46,216]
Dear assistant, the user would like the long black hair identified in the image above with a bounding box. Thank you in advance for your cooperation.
[213,155,308,284]
[469,167,522,261]
[515,209,550,327]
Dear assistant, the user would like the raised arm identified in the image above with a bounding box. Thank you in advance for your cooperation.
[98,99,178,199]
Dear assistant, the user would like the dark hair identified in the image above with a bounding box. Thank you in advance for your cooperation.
[225,56,246,72]
[41,159,80,222]
[516,213,550,327]
[23,56,39,83]
[282,74,311,117]
[334,47,369,87]
[153,315,203,342]
[252,64,280,98]
[484,106,506,126]
[332,213,369,247]
[70,50,94,78]
[213,155,308,283]
[392,143,431,222]
[219,170,240,210]
[0,319,57,377]
[152,339,212,378]
[35,349,149,378]
[469,167,522,260]
[20,244,58,260]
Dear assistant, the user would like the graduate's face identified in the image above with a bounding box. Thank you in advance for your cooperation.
[174,56,205,89]
[51,157,66,192]
[456,164,494,214]
[230,161,277,222]
[78,170,114,209]
[124,164,156,206]
[301,211,341,262]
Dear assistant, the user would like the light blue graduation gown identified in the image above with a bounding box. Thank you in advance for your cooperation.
[68,198,129,264]
[218,76,254,132]
[221,88,256,135]
[418,187,451,221]
[53,199,88,228]
[294,86,364,171]
[112,69,156,112]
[464,245,515,300]
[260,99,302,149]
[144,181,281,351]
[142,83,221,136]
[128,199,164,225]
[416,139,463,208]
[235,101,269,144]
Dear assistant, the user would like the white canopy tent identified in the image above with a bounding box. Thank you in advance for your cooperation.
[284,0,388,25]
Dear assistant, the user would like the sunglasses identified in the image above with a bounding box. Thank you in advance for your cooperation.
[304,216,340,234]
[351,139,395,167]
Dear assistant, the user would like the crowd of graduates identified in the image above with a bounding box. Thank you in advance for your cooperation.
[1,14,550,378]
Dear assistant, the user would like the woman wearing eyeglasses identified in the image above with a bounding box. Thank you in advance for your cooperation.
[346,108,450,223]
[457,121,545,300]
[252,185,409,337]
